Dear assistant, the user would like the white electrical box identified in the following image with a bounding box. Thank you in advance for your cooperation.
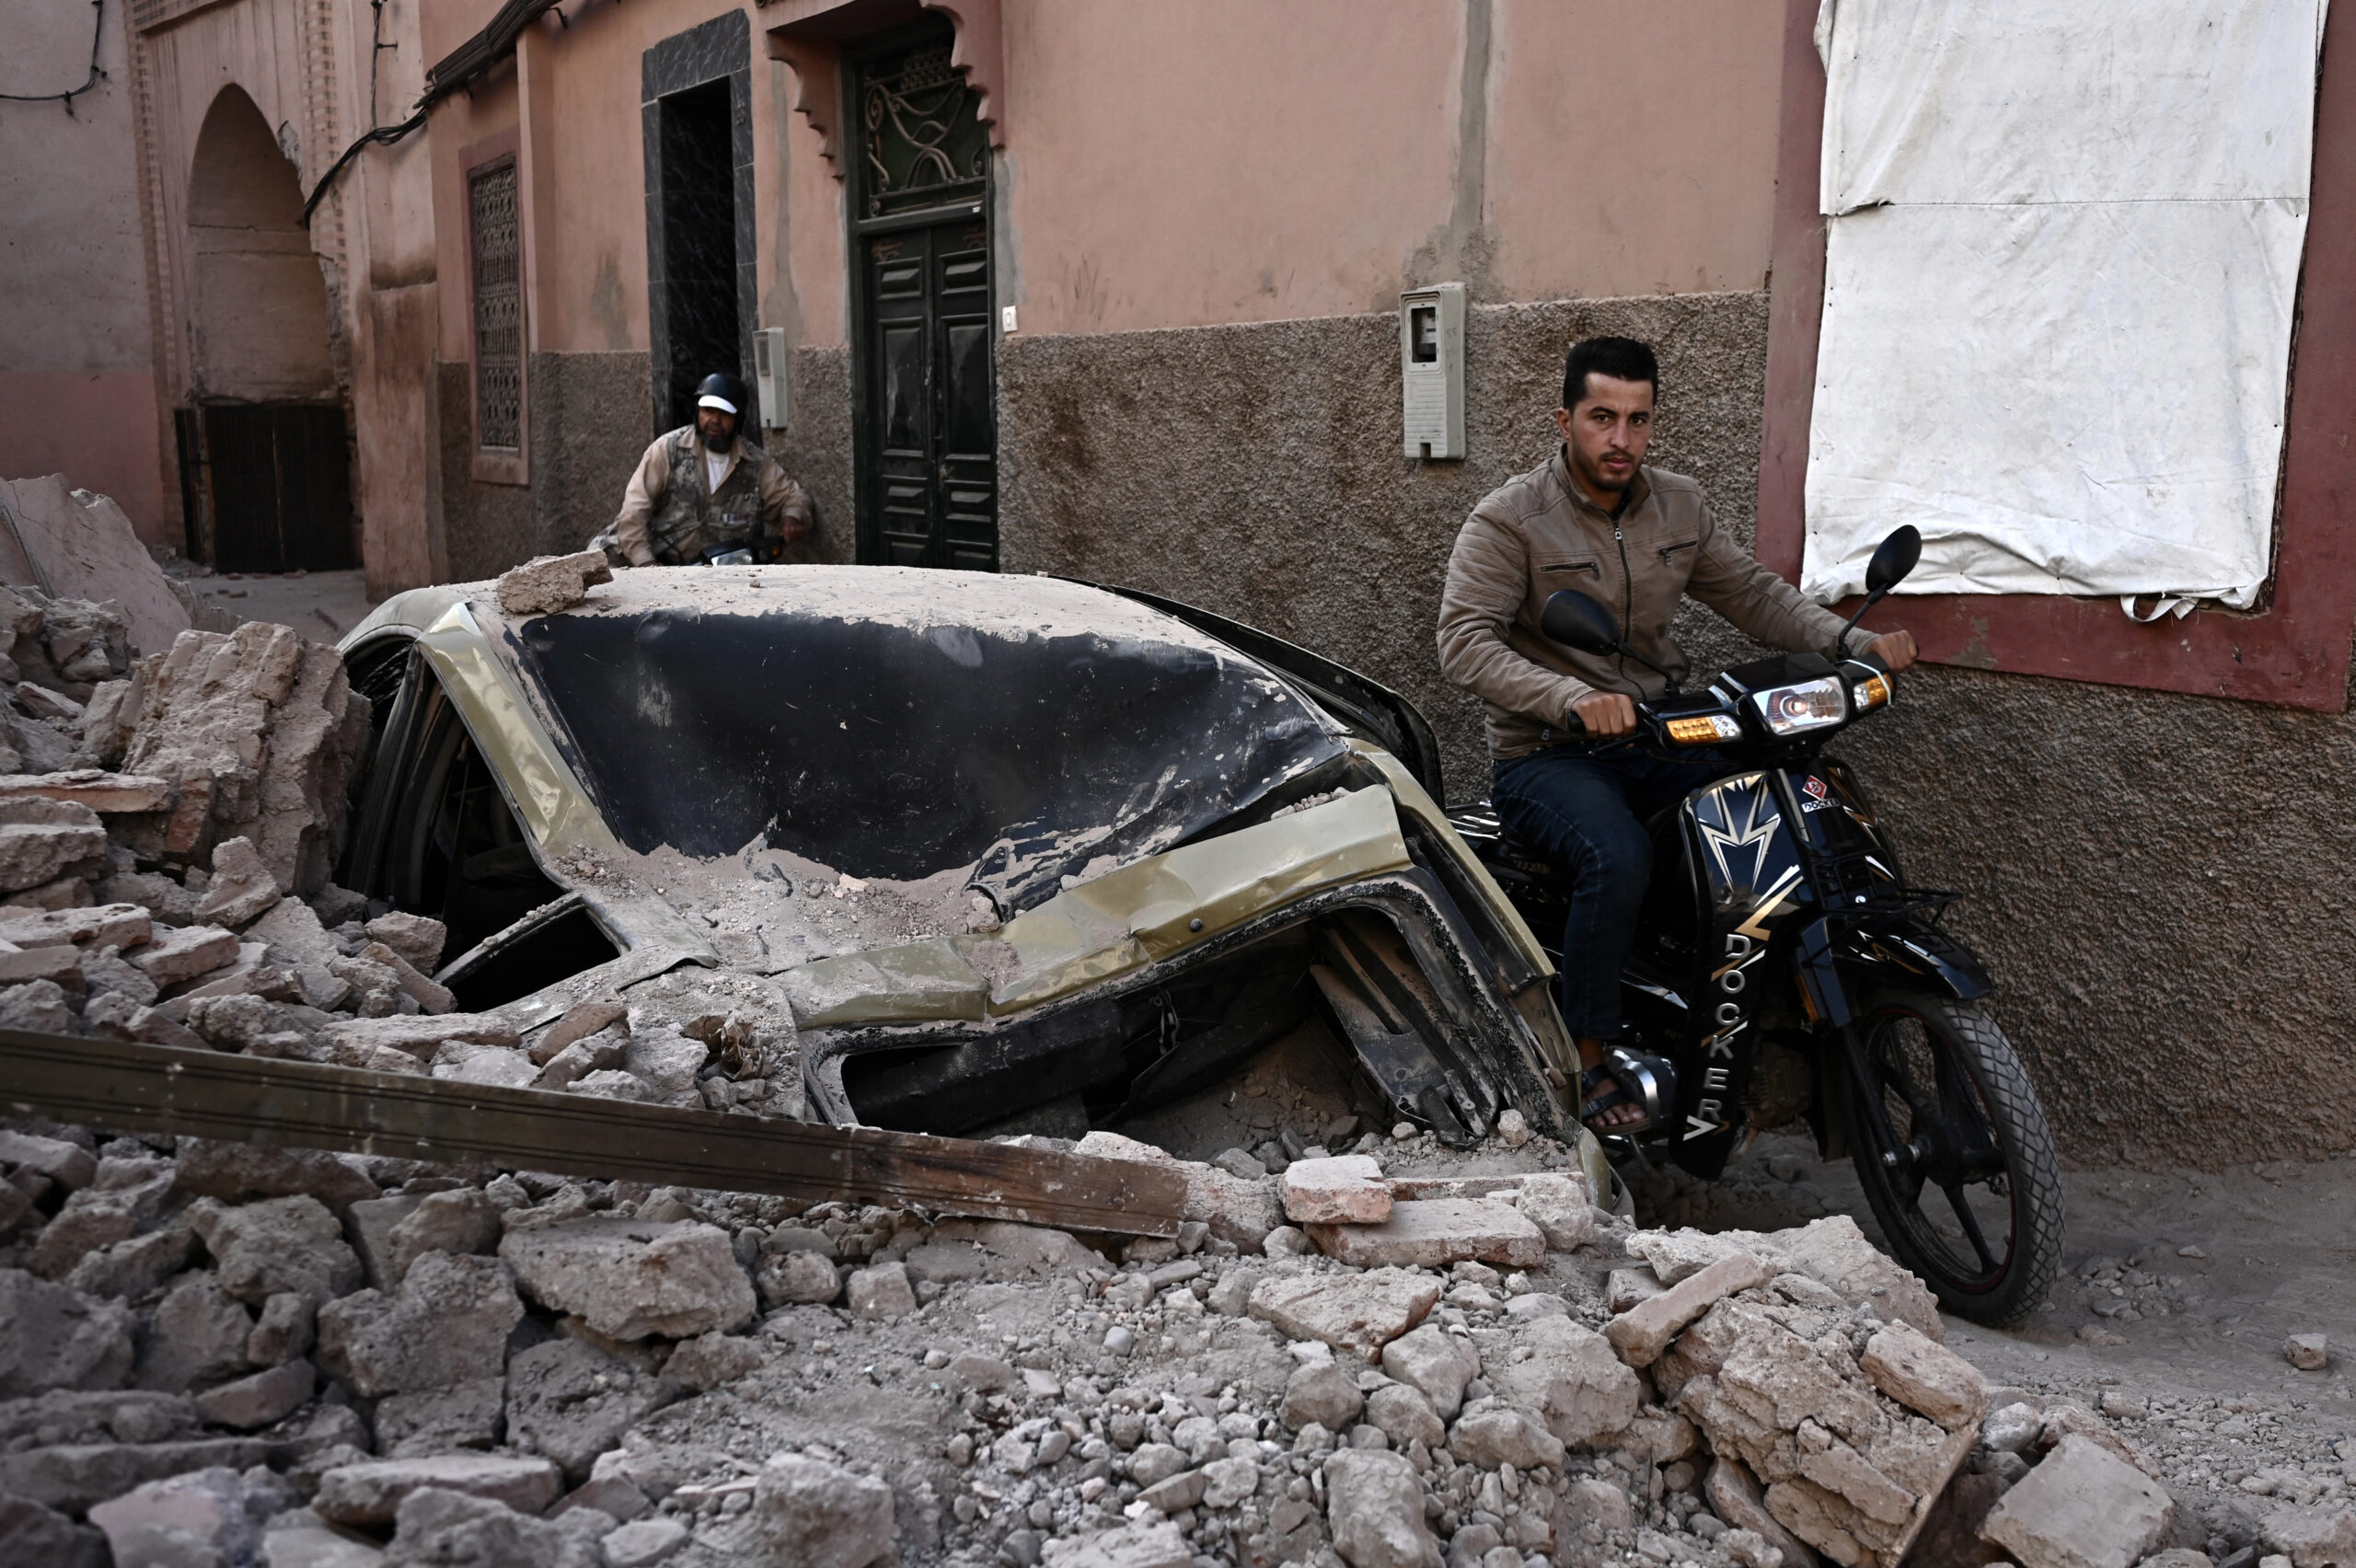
[1400,282,1465,459]
[753,327,789,431]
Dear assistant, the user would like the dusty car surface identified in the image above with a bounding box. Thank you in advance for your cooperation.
[339,566,1581,1147]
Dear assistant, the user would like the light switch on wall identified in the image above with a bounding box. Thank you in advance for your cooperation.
[1001,306,1018,333]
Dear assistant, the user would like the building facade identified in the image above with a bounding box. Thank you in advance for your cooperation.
[3,0,2354,1164]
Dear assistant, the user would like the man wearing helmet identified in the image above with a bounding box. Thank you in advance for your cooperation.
[606,372,814,566]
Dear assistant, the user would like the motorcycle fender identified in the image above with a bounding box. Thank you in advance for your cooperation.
[1832,921,1993,1004]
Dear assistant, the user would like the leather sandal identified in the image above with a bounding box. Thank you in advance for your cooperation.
[1579,1064,1652,1134]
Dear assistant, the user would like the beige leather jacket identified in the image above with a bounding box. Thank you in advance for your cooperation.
[1438,448,1851,760]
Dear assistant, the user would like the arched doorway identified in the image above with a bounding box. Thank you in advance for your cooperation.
[177,86,356,571]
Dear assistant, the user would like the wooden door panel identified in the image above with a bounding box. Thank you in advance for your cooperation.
[202,404,354,573]
[856,210,995,569]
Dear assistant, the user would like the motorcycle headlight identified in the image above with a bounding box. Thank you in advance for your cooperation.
[1753,677,1847,735]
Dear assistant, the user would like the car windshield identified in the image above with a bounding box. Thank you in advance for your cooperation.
[504,569,1349,912]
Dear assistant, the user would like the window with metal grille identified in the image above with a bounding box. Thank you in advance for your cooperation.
[468,161,522,450]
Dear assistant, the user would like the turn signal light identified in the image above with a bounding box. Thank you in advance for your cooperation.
[1665,714,1744,745]
[1854,674,1892,711]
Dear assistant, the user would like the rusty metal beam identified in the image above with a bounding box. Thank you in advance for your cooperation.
[0,1031,1185,1237]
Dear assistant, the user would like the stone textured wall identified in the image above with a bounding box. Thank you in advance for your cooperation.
[525,352,656,560]
[434,361,533,583]
[772,347,854,565]
[999,292,1775,805]
[1837,659,2356,1169]
[998,293,2356,1169]
[432,347,854,578]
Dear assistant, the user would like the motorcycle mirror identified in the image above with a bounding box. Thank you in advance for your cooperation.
[1541,590,1623,655]
[1865,525,1923,594]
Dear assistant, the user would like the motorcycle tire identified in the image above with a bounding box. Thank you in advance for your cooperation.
[1841,991,2063,1327]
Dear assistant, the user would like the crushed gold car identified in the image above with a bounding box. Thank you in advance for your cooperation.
[340,567,1581,1147]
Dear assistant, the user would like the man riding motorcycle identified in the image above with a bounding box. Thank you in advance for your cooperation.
[602,371,814,567]
[1436,336,1918,1134]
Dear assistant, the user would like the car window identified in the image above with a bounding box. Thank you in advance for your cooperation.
[339,641,618,991]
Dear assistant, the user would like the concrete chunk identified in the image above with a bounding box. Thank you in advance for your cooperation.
[1380,1323,1482,1419]
[0,1269,134,1395]
[505,1337,677,1482]
[194,836,282,928]
[1979,1434,2171,1568]
[1860,1320,1988,1431]
[1322,1448,1437,1568]
[0,799,107,894]
[192,1357,315,1429]
[189,1193,362,1305]
[754,1452,895,1568]
[1248,1267,1441,1361]
[498,1216,756,1341]
[1039,1521,1194,1568]
[319,1012,521,1060]
[0,769,173,812]
[1513,1170,1597,1251]
[1448,1408,1565,1470]
[1604,1249,1773,1367]
[0,1128,98,1189]
[0,901,150,951]
[1307,1197,1544,1271]
[1280,1155,1392,1225]
[0,1437,271,1513]
[1282,1360,1364,1432]
[1486,1315,1642,1450]
[130,921,239,983]
[497,550,615,617]
[316,1251,523,1397]
[87,1465,264,1568]
[845,1261,917,1320]
[1626,1216,1944,1338]
[312,1454,563,1528]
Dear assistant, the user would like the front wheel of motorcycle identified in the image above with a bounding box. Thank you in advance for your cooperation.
[1841,992,2064,1327]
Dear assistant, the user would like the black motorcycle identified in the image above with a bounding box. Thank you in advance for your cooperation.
[1446,527,2063,1325]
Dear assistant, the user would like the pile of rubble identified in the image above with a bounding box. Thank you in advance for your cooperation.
[2,592,2350,1568]
[10,1105,2354,1568]
[0,594,798,1116]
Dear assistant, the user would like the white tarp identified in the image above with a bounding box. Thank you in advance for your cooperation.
[1802,0,2328,610]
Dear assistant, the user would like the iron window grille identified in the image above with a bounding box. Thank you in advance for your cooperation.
[468,160,523,450]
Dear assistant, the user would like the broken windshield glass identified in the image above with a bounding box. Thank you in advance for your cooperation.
[507,582,1347,913]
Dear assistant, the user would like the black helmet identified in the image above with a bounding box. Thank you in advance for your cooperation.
[694,371,749,421]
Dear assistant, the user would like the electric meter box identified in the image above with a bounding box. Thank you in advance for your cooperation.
[753,327,790,431]
[1400,282,1465,459]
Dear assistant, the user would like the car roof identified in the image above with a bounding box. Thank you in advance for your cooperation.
[344,564,1256,660]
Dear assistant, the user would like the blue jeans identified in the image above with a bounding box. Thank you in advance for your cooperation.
[1492,745,1729,1040]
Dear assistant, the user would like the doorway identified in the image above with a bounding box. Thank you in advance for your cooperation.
[643,12,755,434]
[849,21,998,571]
[178,86,354,571]
[195,405,355,572]
[653,81,740,431]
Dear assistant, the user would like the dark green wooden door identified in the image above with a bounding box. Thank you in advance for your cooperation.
[863,219,995,570]
[850,25,996,571]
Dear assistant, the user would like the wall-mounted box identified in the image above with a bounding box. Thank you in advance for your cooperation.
[1400,282,1465,460]
[753,327,789,431]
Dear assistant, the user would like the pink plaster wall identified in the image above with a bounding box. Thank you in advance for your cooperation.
[0,0,169,538]
[1484,0,1783,300]
[989,0,1784,338]
[0,375,169,539]
[998,0,1467,336]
